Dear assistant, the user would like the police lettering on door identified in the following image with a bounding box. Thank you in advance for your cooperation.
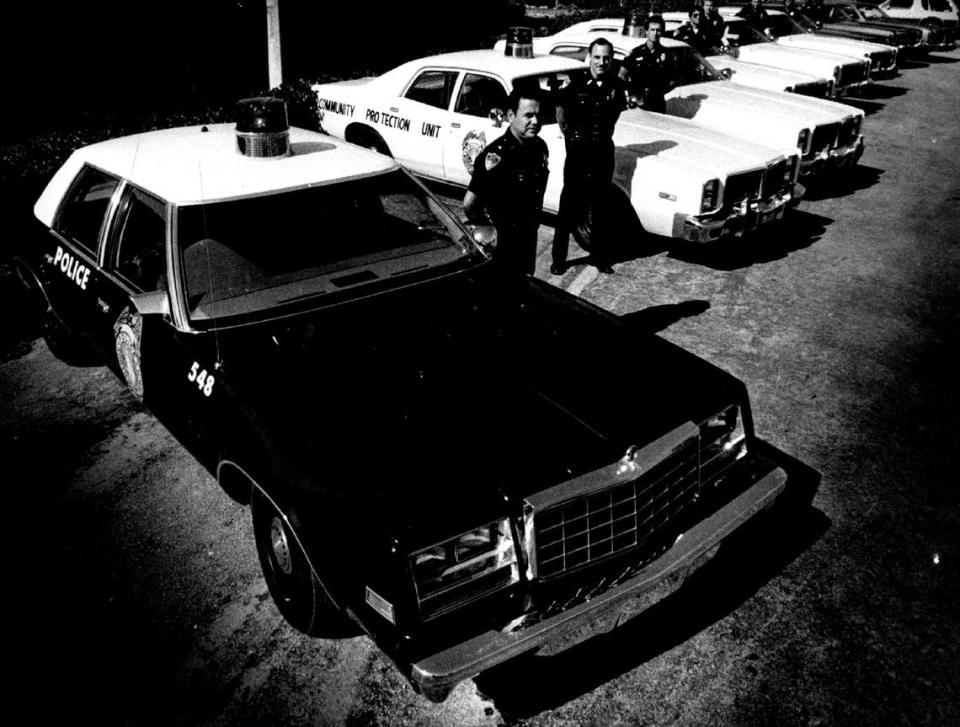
[53,246,91,290]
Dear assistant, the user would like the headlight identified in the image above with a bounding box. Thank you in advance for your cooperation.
[701,178,720,213]
[700,404,748,472]
[796,128,811,156]
[783,154,799,186]
[411,518,519,619]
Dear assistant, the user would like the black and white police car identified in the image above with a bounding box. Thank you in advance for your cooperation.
[18,98,812,701]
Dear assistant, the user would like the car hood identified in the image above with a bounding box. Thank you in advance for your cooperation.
[668,80,847,142]
[613,110,783,176]
[214,268,742,541]
[777,32,890,54]
[736,43,860,74]
[707,57,823,90]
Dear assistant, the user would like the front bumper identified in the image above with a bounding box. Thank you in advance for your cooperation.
[676,189,791,243]
[800,135,865,177]
[408,454,788,701]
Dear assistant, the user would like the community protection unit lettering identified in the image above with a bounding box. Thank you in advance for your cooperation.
[317,98,355,116]
[366,109,412,132]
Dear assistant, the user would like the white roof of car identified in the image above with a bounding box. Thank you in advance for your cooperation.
[35,124,398,225]
[398,48,586,78]
[539,32,687,53]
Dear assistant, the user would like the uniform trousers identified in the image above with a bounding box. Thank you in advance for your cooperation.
[552,138,615,267]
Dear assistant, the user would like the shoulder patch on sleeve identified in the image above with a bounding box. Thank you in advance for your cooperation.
[485,152,501,171]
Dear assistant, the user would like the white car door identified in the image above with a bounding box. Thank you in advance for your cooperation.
[441,72,511,187]
[386,69,457,180]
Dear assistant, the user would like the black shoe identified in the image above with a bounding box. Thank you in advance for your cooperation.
[550,262,566,276]
[596,263,614,274]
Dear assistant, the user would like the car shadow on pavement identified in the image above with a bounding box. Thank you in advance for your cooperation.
[843,98,885,116]
[619,299,712,334]
[898,58,929,70]
[802,164,884,202]
[924,54,960,64]
[855,84,909,102]
[474,452,827,719]
[664,209,833,272]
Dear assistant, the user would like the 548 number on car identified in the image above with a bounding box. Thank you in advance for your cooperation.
[188,361,216,397]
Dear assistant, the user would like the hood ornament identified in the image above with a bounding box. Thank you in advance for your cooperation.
[616,444,641,476]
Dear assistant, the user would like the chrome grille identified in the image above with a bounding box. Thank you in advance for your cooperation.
[870,50,896,71]
[793,80,831,99]
[812,123,840,153]
[838,118,859,147]
[723,170,762,208]
[534,437,700,579]
[838,63,868,86]
[527,407,747,582]
[761,160,786,199]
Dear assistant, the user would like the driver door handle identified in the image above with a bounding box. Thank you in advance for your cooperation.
[97,298,111,314]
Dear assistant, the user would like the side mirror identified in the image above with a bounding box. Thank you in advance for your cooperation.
[489,108,506,128]
[131,289,171,318]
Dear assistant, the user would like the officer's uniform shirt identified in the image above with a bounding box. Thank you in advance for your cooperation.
[622,42,672,112]
[782,3,806,21]
[703,12,727,49]
[556,72,627,145]
[675,22,718,56]
[467,128,549,231]
[737,5,772,32]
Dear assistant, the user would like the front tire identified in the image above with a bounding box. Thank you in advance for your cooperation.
[251,488,355,637]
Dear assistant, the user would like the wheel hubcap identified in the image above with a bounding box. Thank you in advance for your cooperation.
[270,516,293,575]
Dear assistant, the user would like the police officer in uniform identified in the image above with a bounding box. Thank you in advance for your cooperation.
[737,0,773,34]
[675,5,720,56]
[551,37,626,276]
[463,84,549,278]
[781,0,807,22]
[620,15,673,113]
[702,0,727,50]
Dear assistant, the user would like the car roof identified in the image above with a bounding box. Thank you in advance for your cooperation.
[35,124,398,223]
[544,33,687,52]
[407,48,587,77]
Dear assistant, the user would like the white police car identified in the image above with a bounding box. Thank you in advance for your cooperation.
[554,15,872,96]
[313,44,800,244]
[755,8,901,77]
[507,30,864,178]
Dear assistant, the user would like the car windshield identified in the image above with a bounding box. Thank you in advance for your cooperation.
[858,5,891,18]
[725,19,777,45]
[769,13,817,35]
[178,169,475,322]
[833,4,864,19]
[667,45,725,85]
[511,70,583,125]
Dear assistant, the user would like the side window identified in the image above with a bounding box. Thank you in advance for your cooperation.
[55,166,121,255]
[111,187,168,291]
[929,0,949,10]
[454,74,508,117]
[920,0,930,8]
[404,70,459,110]
[549,44,590,61]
